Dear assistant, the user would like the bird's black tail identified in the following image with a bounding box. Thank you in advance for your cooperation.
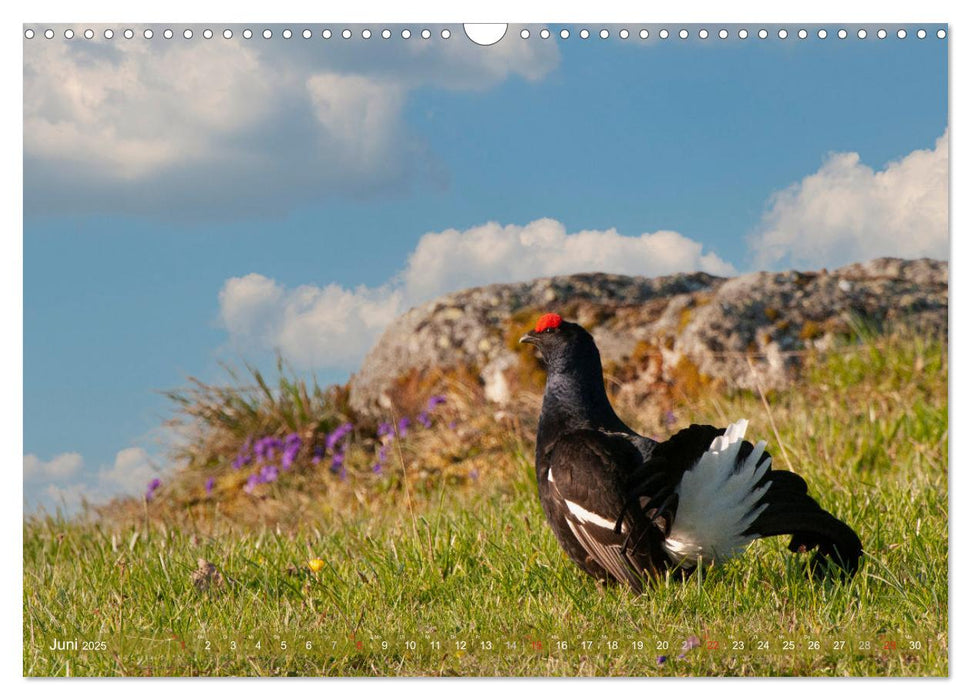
[745,471,863,576]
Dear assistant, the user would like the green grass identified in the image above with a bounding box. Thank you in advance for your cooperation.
[23,331,948,676]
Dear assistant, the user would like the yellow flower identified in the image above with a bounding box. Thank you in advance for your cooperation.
[308,558,325,573]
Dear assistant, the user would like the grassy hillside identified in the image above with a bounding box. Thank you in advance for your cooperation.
[23,330,948,676]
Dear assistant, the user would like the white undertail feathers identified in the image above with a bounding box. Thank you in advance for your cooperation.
[663,419,772,568]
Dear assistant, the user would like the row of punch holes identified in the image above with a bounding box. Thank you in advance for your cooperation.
[24,26,948,42]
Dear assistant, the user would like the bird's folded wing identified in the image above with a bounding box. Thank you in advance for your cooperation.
[547,431,661,591]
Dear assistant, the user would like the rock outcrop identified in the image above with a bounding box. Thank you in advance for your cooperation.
[348,258,947,415]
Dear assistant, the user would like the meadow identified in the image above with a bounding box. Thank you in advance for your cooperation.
[22,329,948,676]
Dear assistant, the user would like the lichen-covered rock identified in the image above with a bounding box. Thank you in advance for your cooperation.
[347,258,947,415]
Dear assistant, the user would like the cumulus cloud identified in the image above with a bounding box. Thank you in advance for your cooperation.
[751,131,949,269]
[98,447,159,493]
[403,218,736,300]
[24,452,84,482]
[218,218,734,369]
[25,447,164,514]
[23,26,559,217]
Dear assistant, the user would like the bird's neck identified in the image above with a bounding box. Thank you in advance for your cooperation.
[537,365,629,441]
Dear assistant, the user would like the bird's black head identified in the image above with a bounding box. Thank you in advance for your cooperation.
[519,312,601,376]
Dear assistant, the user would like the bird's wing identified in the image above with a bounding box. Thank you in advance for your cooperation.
[546,430,665,592]
[647,421,861,575]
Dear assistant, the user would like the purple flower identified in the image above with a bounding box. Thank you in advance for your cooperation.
[656,655,667,665]
[468,468,479,482]
[448,421,457,430]
[665,410,677,427]
[372,463,383,475]
[378,444,389,463]
[244,472,262,494]
[326,423,353,451]
[417,411,432,428]
[205,477,215,495]
[145,478,162,501]
[397,417,410,437]
[330,451,345,474]
[428,395,447,409]
[377,421,394,438]
[282,438,301,470]
[232,450,251,470]
[261,464,279,483]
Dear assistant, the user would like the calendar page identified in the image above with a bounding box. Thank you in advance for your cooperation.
[22,20,948,678]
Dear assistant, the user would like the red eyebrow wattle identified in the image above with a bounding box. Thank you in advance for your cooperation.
[534,313,562,333]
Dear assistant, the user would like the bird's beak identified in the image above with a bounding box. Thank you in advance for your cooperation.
[519,331,539,346]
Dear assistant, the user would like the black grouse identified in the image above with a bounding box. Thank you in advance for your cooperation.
[520,312,862,592]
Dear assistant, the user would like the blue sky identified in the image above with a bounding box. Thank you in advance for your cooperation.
[22,23,948,511]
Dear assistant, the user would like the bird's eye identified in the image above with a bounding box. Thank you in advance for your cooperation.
[544,327,555,333]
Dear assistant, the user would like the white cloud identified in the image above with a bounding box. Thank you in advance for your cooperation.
[23,452,84,482]
[97,447,158,494]
[25,447,164,514]
[403,218,736,301]
[218,218,734,369]
[23,28,559,216]
[751,131,949,269]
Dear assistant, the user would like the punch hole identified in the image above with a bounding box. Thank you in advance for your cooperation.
[837,29,847,39]
[184,29,193,40]
[323,29,333,39]
[619,29,629,39]
[738,29,748,39]
[699,29,709,39]
[24,28,35,39]
[85,28,95,39]
[421,29,431,39]
[600,29,609,39]
[858,29,867,39]
[778,29,788,39]
[659,29,669,39]
[64,28,75,39]
[560,29,570,40]
[817,29,827,39]
[243,29,253,39]
[401,29,411,39]
[679,29,688,39]
[580,29,589,39]
[758,28,768,39]
[540,28,551,39]
[464,24,508,46]
[342,29,352,39]
[302,29,311,39]
[104,29,114,39]
[877,29,887,39]
[639,29,649,39]
[204,29,213,39]
[163,28,173,39]
[44,28,54,39]
[381,29,391,39]
[223,29,233,39]
[520,29,530,39]
[798,29,808,39]
[144,28,154,39]
[441,29,451,39]
[282,29,292,39]
[897,29,907,39]
[124,29,134,39]
[718,29,728,39]
[937,29,946,39]
[262,29,272,39]
[362,29,372,39]
[917,29,927,39]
